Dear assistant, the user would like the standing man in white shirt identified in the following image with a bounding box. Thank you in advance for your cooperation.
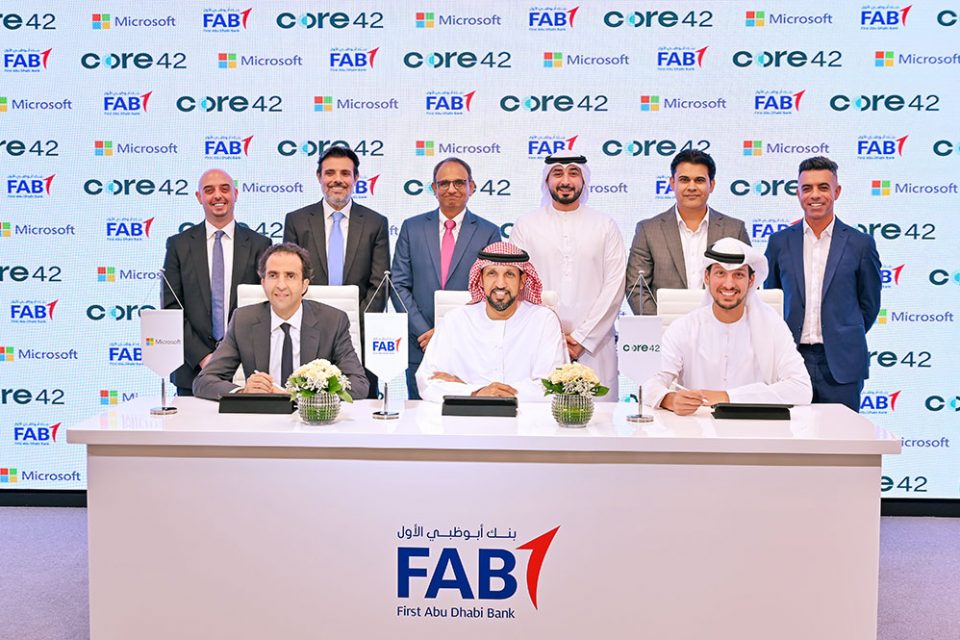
[510,155,625,400]
[625,150,751,315]
[162,168,271,396]
[765,156,882,411]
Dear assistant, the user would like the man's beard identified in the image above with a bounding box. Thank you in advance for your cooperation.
[713,293,746,311]
[325,185,351,208]
[550,186,582,205]
[486,288,518,312]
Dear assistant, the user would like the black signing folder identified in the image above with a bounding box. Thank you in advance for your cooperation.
[712,403,793,420]
[218,393,296,414]
[442,395,518,417]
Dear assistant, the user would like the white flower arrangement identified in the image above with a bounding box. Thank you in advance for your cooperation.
[542,363,609,398]
[284,358,353,403]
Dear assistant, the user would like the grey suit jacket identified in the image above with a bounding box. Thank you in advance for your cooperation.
[282,200,390,314]
[626,206,751,315]
[192,299,369,400]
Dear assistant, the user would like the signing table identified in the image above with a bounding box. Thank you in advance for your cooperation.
[69,398,899,640]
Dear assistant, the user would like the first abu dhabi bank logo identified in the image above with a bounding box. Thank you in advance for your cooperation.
[397,524,560,620]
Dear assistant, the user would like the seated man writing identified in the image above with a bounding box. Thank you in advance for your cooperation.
[416,242,567,402]
[644,238,812,416]
[193,243,368,400]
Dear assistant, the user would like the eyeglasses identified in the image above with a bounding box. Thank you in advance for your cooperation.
[435,179,469,191]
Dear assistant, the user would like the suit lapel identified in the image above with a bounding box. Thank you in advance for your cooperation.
[252,303,271,373]
[661,207,687,287]
[343,203,364,283]
[229,227,251,312]
[821,220,848,299]
[299,302,320,363]
[310,206,329,282]
[705,207,725,246]
[421,209,442,285]
[446,210,478,286]
[788,224,806,305]
[188,224,213,320]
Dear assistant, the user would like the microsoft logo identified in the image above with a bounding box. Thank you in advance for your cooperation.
[872,180,891,196]
[0,97,7,112]
[97,266,116,283]
[877,309,888,325]
[640,95,660,112]
[743,140,763,156]
[415,140,435,156]
[0,468,17,483]
[145,338,156,346]
[543,52,563,68]
[314,96,332,112]
[416,12,435,28]
[1,346,13,362]
[1,222,11,237]
[92,13,111,29]
[100,389,119,406]
[745,11,765,27]
[875,51,894,67]
[95,140,113,156]
[218,52,237,69]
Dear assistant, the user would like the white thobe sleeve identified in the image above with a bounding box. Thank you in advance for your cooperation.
[571,221,626,353]
[508,219,530,253]
[725,321,813,405]
[416,317,480,403]
[509,311,569,401]
[642,319,686,409]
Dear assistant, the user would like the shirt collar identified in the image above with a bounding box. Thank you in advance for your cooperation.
[322,198,352,220]
[802,216,835,239]
[205,219,236,240]
[440,209,466,228]
[676,207,709,234]
[270,303,303,333]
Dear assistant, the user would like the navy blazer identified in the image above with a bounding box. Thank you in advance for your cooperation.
[390,208,501,364]
[764,217,882,384]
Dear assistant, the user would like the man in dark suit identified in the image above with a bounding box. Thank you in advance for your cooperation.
[283,145,389,399]
[162,168,271,395]
[626,149,751,315]
[391,157,502,398]
[765,156,882,412]
[193,243,368,400]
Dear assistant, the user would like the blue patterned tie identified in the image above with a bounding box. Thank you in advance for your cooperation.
[211,229,225,341]
[328,211,345,286]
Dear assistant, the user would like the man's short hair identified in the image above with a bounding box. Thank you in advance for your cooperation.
[258,242,314,281]
[798,156,838,178]
[670,149,716,181]
[316,145,360,177]
[432,157,473,183]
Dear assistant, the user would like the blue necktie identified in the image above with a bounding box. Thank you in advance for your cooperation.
[211,229,225,341]
[328,211,345,286]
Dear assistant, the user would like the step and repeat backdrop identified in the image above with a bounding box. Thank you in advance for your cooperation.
[1,2,957,497]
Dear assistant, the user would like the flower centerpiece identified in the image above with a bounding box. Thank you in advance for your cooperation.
[285,358,352,424]
[542,363,609,427]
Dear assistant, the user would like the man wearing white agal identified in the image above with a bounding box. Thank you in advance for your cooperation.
[416,242,567,402]
[509,155,626,401]
[643,238,812,416]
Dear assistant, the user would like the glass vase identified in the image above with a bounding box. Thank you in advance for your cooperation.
[297,392,340,425]
[551,394,594,427]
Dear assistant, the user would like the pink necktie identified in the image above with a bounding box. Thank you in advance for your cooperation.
[440,219,456,287]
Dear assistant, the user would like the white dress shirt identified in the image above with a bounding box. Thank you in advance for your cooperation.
[268,304,303,387]
[438,209,465,242]
[322,198,352,254]
[205,219,235,339]
[800,217,835,344]
[676,208,710,290]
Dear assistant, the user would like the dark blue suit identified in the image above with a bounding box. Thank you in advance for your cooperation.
[390,208,502,398]
[764,217,881,411]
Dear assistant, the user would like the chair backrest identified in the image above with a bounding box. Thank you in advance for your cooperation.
[236,284,362,361]
[656,288,784,328]
[433,289,559,325]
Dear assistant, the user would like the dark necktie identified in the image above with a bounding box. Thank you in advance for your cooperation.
[280,322,293,386]
[211,230,225,341]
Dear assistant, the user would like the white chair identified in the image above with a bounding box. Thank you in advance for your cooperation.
[656,288,784,328]
[236,284,362,359]
[433,289,559,325]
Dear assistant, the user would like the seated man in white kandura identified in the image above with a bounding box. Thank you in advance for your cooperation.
[417,242,568,402]
[644,237,812,416]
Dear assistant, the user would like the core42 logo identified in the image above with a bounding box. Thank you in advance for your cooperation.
[202,8,252,32]
[857,135,908,160]
[398,526,560,613]
[656,46,707,70]
[860,5,912,30]
[3,48,51,72]
[6,174,54,198]
[528,6,578,31]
